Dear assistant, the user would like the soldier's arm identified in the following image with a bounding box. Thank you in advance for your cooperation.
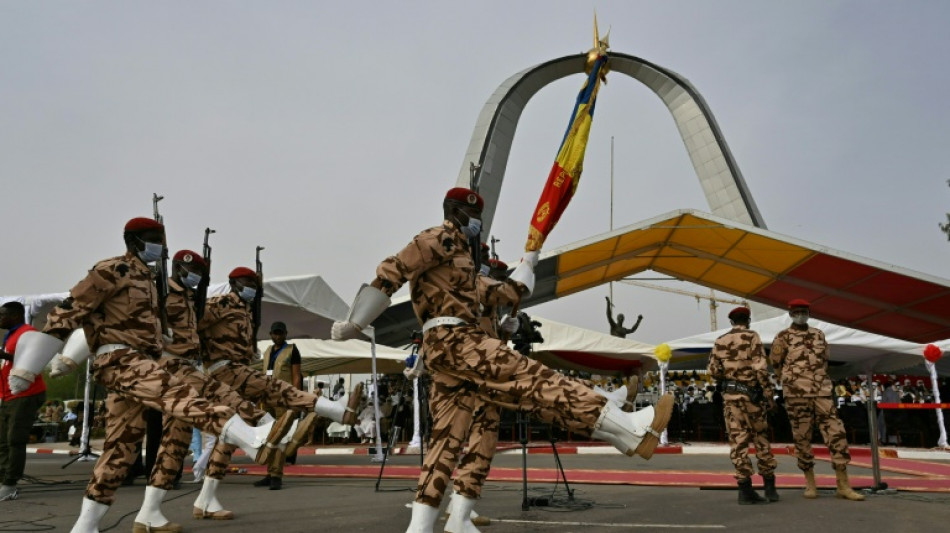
[370,229,447,297]
[769,333,787,379]
[43,264,119,341]
[707,341,725,379]
[751,333,773,397]
[477,275,522,308]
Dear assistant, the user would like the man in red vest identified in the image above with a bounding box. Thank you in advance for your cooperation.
[0,301,46,501]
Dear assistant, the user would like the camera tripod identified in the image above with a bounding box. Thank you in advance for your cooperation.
[515,411,574,510]
[63,360,99,468]
[375,374,430,491]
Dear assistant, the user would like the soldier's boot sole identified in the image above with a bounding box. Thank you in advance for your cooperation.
[284,412,317,457]
[633,394,674,459]
[257,410,296,464]
[132,521,183,533]
[341,383,364,426]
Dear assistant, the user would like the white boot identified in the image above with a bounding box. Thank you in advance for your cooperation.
[314,382,363,425]
[405,501,440,533]
[192,477,233,520]
[70,497,109,533]
[258,412,275,425]
[219,414,285,464]
[132,486,180,533]
[444,493,481,533]
[595,385,629,407]
[592,401,662,457]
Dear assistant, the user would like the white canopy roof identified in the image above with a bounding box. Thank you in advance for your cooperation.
[529,317,658,375]
[667,315,950,377]
[254,338,409,376]
[1,274,347,340]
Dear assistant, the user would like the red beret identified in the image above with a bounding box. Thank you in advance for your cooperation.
[728,306,750,320]
[488,258,508,270]
[173,250,208,269]
[480,242,490,252]
[228,266,256,279]
[788,299,811,309]
[444,187,484,211]
[124,217,164,232]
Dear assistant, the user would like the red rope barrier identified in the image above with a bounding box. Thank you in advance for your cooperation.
[876,403,950,410]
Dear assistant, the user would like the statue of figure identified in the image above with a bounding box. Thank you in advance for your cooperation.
[606,296,643,338]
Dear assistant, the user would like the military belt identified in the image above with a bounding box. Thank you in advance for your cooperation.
[204,360,230,375]
[96,343,132,355]
[422,317,466,333]
[722,380,757,397]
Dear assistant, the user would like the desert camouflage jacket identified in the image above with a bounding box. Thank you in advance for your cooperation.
[770,325,833,398]
[44,252,163,356]
[370,221,525,326]
[164,277,200,359]
[198,291,255,365]
[708,325,773,401]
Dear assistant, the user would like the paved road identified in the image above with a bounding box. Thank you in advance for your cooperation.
[5,452,949,533]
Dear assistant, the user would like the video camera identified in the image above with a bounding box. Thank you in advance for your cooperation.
[510,311,543,356]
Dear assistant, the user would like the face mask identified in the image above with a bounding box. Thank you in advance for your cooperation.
[791,312,809,326]
[479,264,491,276]
[137,239,164,264]
[238,285,257,302]
[182,271,202,289]
[461,217,482,239]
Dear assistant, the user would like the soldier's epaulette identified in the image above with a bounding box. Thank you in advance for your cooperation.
[94,255,133,277]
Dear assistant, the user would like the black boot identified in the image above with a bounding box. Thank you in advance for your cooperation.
[269,477,282,490]
[738,478,769,505]
[763,475,780,502]
[253,476,272,487]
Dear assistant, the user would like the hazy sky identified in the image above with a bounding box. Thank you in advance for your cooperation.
[2,1,949,345]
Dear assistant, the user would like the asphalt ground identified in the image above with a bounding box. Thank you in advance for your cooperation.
[4,450,950,533]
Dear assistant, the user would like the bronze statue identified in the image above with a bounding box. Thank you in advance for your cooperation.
[606,296,643,338]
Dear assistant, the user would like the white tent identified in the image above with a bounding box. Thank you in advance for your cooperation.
[1,274,347,339]
[529,317,658,375]
[255,338,409,375]
[666,315,950,377]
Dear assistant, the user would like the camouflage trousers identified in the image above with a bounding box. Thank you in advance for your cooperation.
[266,406,289,478]
[415,326,605,506]
[723,398,776,480]
[87,348,234,504]
[205,363,317,480]
[453,399,500,499]
[785,396,852,472]
[147,357,268,490]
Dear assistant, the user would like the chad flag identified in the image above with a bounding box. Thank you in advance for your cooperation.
[525,53,608,252]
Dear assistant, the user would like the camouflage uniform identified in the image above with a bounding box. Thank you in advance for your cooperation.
[449,275,515,499]
[771,325,852,472]
[148,278,267,491]
[199,292,318,481]
[707,325,776,480]
[43,253,234,505]
[370,221,606,506]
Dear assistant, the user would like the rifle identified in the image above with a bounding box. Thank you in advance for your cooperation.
[252,246,264,341]
[152,193,169,334]
[490,235,500,261]
[194,227,215,322]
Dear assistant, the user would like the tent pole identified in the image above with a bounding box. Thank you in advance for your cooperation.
[864,370,885,490]
[368,328,385,462]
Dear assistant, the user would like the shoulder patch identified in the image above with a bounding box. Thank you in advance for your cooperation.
[442,238,454,252]
[116,263,130,277]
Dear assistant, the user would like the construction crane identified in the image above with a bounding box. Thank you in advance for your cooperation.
[619,279,749,331]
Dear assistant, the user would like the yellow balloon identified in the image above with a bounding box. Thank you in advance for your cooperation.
[654,343,672,363]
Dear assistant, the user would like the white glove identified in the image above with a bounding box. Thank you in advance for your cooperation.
[524,251,539,268]
[499,314,520,335]
[331,320,362,341]
[8,373,34,395]
[403,355,427,379]
[49,355,79,378]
